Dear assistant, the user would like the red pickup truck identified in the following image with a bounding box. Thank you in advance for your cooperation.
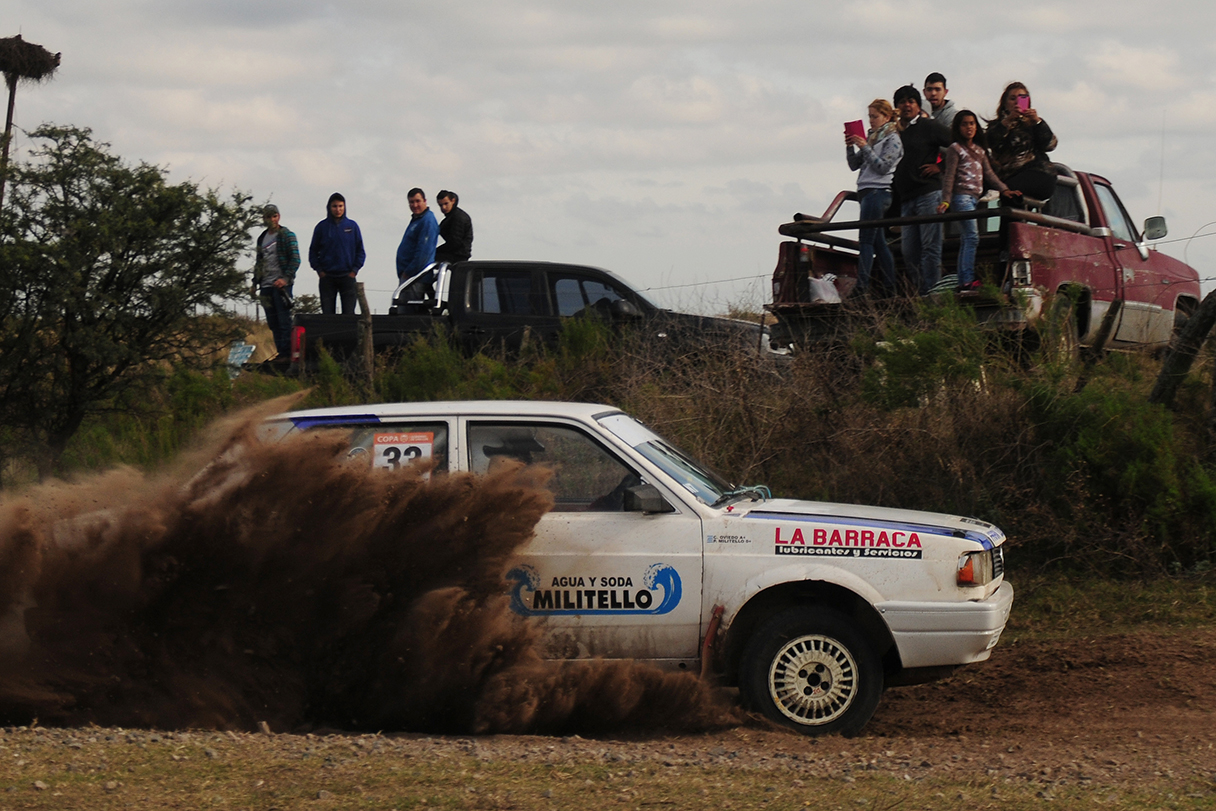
[766,164,1201,351]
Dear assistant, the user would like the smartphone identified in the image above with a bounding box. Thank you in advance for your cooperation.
[1017,96,1030,112]
[844,120,866,140]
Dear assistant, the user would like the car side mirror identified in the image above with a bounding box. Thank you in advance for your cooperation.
[623,483,674,513]
[1143,216,1168,241]
[611,299,643,319]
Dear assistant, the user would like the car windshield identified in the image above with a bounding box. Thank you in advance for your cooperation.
[597,413,732,505]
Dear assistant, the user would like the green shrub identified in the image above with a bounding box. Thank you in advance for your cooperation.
[1024,379,1216,572]
[858,299,990,410]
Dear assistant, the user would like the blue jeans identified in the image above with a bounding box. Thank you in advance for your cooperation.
[857,188,896,294]
[900,190,943,295]
[259,284,294,356]
[319,274,358,315]
[952,194,978,285]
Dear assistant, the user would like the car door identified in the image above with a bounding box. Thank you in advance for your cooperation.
[462,417,705,663]
[543,270,645,340]
[455,266,555,352]
[1092,182,1174,347]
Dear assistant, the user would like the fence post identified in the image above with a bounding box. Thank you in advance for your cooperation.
[356,283,374,384]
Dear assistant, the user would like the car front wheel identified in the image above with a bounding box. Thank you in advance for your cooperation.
[739,607,883,737]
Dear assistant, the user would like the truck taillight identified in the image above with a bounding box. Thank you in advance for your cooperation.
[1011,260,1032,286]
[291,326,305,362]
[958,550,996,586]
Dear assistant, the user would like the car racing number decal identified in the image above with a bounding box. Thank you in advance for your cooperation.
[373,432,434,470]
[507,563,682,616]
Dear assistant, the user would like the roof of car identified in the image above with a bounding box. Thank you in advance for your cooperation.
[272,400,623,425]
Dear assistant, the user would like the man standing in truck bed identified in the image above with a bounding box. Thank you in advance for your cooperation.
[922,72,958,128]
[435,189,473,264]
[395,188,439,281]
[309,192,366,315]
[893,85,952,296]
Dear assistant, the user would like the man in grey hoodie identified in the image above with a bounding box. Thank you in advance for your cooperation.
[923,73,958,128]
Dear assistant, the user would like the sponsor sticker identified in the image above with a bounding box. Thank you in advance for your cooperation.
[772,526,923,559]
[373,432,434,470]
[508,564,683,616]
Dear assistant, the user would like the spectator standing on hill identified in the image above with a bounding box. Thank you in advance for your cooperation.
[252,204,299,357]
[308,192,365,315]
[986,82,1058,203]
[395,188,439,281]
[923,72,958,128]
[434,190,474,264]
[845,99,903,297]
[892,85,952,295]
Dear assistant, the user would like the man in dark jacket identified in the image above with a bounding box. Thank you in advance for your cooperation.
[434,190,473,264]
[252,204,300,357]
[892,85,952,295]
[308,192,366,314]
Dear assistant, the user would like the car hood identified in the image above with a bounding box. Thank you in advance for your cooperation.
[731,498,1005,549]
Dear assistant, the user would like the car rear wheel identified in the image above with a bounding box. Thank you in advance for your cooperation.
[739,607,882,737]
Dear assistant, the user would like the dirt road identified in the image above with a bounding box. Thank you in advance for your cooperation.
[3,629,1214,811]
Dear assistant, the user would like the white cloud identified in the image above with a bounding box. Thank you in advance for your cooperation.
[1086,40,1183,91]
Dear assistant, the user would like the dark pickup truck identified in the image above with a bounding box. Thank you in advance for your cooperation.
[766,164,1202,352]
[290,260,774,366]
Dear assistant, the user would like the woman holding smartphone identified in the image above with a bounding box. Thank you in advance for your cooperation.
[986,82,1058,201]
[845,99,903,296]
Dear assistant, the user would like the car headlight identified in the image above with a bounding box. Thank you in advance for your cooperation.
[957,547,1003,586]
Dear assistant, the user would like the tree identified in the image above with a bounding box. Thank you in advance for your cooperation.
[0,35,60,210]
[1150,289,1216,408]
[0,125,258,478]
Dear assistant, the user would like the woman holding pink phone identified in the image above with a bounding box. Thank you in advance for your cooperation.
[986,82,1058,202]
[845,99,903,296]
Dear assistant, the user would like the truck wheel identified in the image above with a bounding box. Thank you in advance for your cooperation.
[1173,299,1197,341]
[739,608,882,737]
[1036,296,1079,365]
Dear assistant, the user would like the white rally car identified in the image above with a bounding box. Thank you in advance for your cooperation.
[267,400,1013,736]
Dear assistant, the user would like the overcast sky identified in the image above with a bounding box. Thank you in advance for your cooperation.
[7,1,1216,314]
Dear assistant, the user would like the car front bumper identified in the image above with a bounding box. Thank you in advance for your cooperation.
[878,580,1015,669]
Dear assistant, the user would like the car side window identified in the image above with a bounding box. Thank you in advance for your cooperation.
[549,275,627,318]
[315,422,450,473]
[468,270,535,315]
[467,422,643,511]
[553,278,585,317]
[1093,184,1137,243]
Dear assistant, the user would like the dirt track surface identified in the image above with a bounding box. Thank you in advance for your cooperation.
[862,628,1216,786]
[2,629,1215,810]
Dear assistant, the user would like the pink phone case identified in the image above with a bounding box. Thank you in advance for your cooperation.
[845,120,866,140]
[1017,96,1030,112]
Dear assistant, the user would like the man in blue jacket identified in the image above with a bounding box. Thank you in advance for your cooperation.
[309,192,366,315]
[395,188,439,282]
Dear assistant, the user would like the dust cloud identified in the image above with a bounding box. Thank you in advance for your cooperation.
[0,400,738,735]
